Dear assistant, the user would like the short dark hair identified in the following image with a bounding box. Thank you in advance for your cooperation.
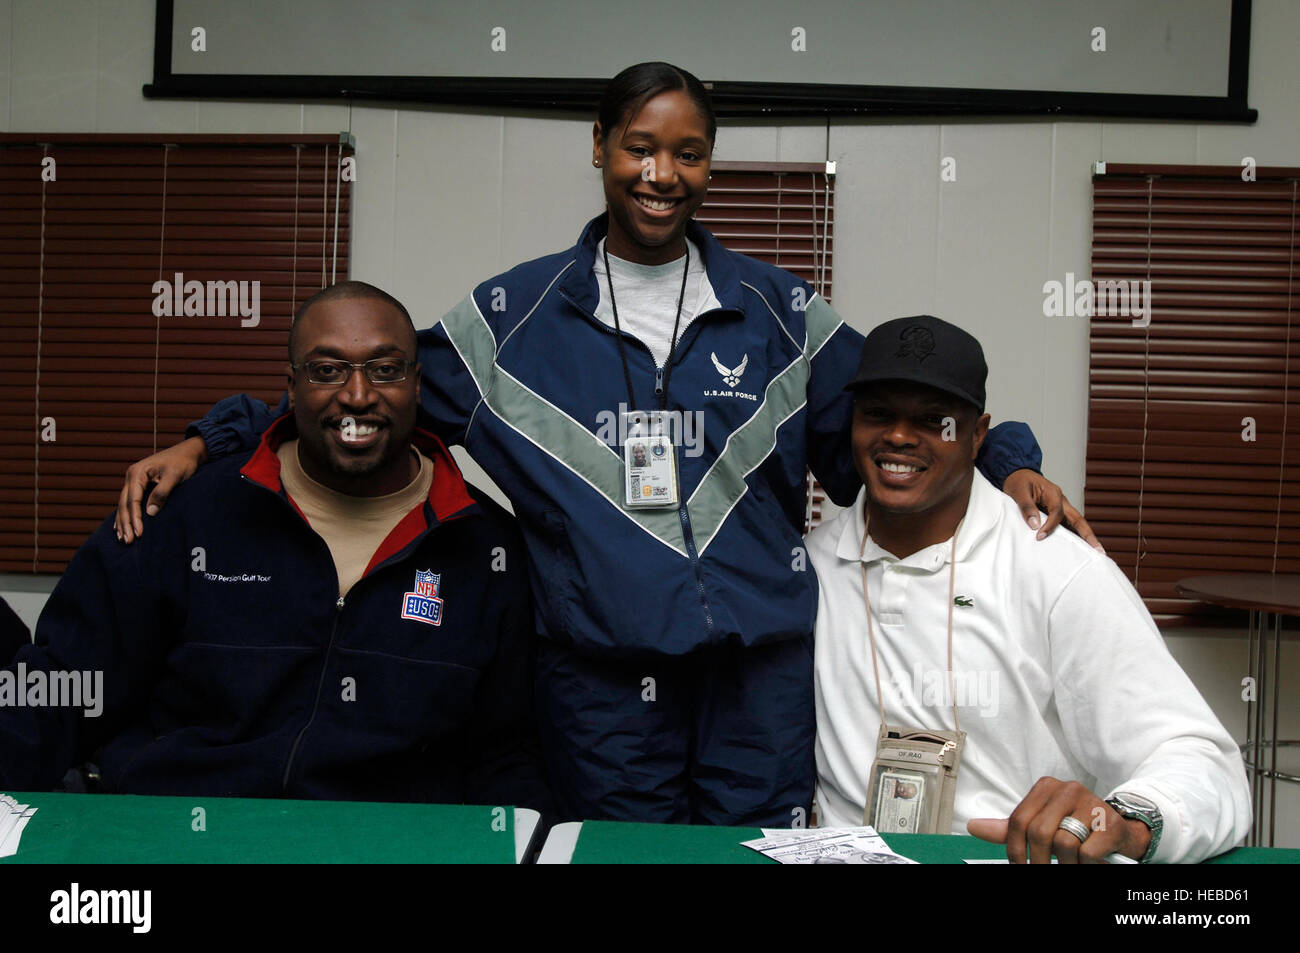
[288,280,416,363]
[597,62,717,147]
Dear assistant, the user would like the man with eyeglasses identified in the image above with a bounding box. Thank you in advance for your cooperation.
[0,281,552,815]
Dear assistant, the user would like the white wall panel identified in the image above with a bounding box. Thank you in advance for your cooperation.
[10,0,98,131]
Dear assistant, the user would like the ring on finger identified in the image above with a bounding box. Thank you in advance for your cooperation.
[1058,816,1091,844]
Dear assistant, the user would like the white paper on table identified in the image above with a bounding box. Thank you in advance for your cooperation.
[759,827,811,839]
[0,794,37,858]
[758,825,892,851]
[0,808,36,857]
[0,794,20,848]
[744,827,918,864]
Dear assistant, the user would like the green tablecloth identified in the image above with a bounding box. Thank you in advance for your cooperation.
[568,821,1300,864]
[1,792,515,863]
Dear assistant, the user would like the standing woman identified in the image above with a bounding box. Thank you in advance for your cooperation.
[116,62,1088,825]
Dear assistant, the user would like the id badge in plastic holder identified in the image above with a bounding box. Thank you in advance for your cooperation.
[623,410,679,508]
[865,725,966,835]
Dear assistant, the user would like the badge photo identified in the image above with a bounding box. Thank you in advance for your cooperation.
[622,410,679,509]
[873,769,926,833]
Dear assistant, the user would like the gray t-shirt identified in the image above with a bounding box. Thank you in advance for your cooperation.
[593,237,721,369]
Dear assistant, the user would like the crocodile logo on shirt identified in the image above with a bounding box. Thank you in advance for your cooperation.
[954,595,974,608]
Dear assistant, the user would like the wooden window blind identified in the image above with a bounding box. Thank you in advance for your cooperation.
[0,133,353,573]
[694,160,837,532]
[1086,162,1299,624]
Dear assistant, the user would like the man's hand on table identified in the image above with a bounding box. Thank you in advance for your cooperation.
[967,777,1151,864]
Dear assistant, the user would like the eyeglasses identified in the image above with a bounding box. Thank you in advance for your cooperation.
[292,358,413,385]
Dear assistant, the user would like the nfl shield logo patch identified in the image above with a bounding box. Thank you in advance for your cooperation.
[401,569,443,626]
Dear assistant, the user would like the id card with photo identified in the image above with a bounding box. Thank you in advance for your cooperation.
[873,769,927,834]
[623,411,679,509]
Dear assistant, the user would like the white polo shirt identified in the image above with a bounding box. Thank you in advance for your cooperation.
[810,471,1251,863]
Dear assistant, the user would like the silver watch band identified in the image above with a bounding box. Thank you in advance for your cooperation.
[1107,793,1162,863]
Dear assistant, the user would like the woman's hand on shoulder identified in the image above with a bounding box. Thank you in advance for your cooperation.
[115,436,208,543]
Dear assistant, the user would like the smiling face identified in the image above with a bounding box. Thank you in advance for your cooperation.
[851,381,990,549]
[592,89,712,265]
[287,295,420,497]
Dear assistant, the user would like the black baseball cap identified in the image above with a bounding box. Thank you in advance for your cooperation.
[844,315,986,412]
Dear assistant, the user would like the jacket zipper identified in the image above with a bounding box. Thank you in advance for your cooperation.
[560,289,662,373]
[559,290,718,639]
[275,505,475,793]
[241,472,473,793]
[678,502,715,636]
[282,593,344,791]
[276,502,472,792]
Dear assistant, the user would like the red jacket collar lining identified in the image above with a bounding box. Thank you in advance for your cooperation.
[239,414,478,524]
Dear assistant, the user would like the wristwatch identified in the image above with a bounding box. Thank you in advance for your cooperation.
[1106,792,1163,863]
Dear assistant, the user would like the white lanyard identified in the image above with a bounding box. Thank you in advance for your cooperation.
[858,514,962,734]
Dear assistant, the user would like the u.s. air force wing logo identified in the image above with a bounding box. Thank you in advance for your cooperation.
[400,569,443,626]
[704,352,758,401]
[711,351,748,387]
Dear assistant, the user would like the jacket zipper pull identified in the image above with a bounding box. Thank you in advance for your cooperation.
[655,366,665,398]
[336,596,345,610]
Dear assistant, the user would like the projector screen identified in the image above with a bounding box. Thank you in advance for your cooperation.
[145,0,1255,121]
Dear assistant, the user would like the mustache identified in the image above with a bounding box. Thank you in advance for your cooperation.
[323,415,390,428]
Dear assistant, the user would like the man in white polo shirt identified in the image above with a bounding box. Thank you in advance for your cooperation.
[810,315,1250,863]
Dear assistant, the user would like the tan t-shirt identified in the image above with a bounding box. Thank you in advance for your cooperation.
[276,438,433,596]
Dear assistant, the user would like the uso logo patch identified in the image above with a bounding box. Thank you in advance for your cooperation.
[401,569,443,626]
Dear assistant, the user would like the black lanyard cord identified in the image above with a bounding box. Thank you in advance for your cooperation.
[602,240,691,413]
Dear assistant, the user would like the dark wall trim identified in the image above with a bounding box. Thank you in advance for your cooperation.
[1227,0,1253,104]
[1097,161,1300,178]
[710,161,831,174]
